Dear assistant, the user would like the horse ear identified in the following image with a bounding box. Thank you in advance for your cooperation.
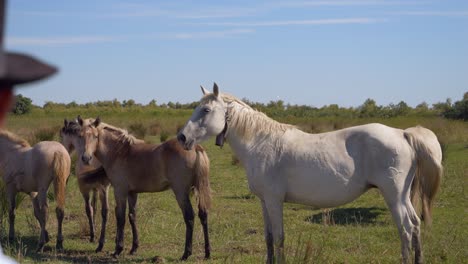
[213,82,219,97]
[200,85,209,95]
[64,119,68,127]
[77,115,83,126]
[94,117,101,127]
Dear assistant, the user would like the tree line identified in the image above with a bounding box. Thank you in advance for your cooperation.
[12,92,468,121]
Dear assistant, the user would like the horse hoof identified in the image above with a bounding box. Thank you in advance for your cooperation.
[89,237,95,243]
[112,246,123,258]
[129,245,138,255]
[95,244,104,253]
[44,231,50,243]
[36,245,45,253]
[204,253,211,260]
[56,241,64,251]
[180,253,191,261]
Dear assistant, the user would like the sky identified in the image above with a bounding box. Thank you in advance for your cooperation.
[5,0,468,108]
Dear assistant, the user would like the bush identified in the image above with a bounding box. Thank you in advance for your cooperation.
[148,122,162,136]
[30,127,57,145]
[12,94,33,115]
[129,122,147,138]
[160,130,170,142]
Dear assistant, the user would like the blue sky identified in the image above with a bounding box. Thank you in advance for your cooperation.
[5,0,468,107]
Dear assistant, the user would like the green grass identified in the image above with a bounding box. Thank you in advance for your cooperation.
[1,111,467,263]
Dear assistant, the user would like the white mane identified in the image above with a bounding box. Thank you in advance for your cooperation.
[202,93,295,142]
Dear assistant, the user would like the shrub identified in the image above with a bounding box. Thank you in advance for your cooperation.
[129,122,147,138]
[30,127,57,145]
[148,122,162,136]
[160,130,170,142]
[12,94,33,115]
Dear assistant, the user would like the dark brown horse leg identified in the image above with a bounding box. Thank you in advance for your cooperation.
[112,193,127,258]
[7,186,17,242]
[198,204,210,259]
[96,186,109,253]
[261,200,274,264]
[176,193,194,261]
[55,207,64,250]
[82,192,95,242]
[128,192,139,255]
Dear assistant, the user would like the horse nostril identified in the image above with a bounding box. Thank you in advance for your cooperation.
[178,133,186,144]
[82,155,92,164]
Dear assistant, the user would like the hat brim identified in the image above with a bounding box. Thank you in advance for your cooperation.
[0,52,57,87]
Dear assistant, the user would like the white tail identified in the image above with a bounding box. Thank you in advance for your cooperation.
[405,126,443,225]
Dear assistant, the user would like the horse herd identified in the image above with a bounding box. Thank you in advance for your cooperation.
[0,84,443,264]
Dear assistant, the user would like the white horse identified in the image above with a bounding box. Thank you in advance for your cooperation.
[177,83,443,264]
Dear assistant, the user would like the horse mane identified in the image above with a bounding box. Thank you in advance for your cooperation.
[62,120,81,135]
[96,122,141,158]
[0,130,31,148]
[202,93,294,142]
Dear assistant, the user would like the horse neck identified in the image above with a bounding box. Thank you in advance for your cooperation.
[95,129,128,166]
[225,104,284,165]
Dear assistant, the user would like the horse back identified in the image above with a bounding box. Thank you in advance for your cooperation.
[277,123,414,207]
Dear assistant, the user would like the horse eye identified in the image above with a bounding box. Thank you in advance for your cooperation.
[203,108,211,113]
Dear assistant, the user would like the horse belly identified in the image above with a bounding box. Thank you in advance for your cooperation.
[284,172,368,208]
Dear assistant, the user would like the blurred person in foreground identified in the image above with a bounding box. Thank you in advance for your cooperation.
[0,0,57,262]
[0,0,57,125]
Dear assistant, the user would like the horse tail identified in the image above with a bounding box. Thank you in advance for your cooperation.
[52,150,71,211]
[404,126,443,225]
[193,145,211,212]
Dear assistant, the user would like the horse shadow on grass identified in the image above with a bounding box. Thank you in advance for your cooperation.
[0,234,151,263]
[305,207,387,226]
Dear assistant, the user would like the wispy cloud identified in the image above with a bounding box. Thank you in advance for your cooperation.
[7,36,123,47]
[272,0,427,8]
[190,18,382,27]
[175,7,259,19]
[394,11,468,17]
[161,29,255,40]
[6,29,254,47]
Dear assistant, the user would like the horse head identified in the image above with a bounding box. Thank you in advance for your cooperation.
[77,115,101,165]
[178,83,227,150]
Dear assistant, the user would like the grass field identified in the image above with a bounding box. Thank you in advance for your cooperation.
[1,109,467,263]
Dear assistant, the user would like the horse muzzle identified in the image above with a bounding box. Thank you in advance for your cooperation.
[177,133,195,150]
[81,154,93,165]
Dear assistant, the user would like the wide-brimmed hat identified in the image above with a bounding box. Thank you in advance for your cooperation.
[0,0,57,88]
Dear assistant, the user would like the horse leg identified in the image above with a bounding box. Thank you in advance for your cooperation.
[264,197,285,264]
[82,191,95,242]
[91,189,98,225]
[198,204,210,259]
[36,190,49,253]
[175,191,195,261]
[55,206,65,251]
[112,191,127,258]
[380,180,415,264]
[6,185,17,242]
[261,200,274,264]
[411,212,423,264]
[128,192,139,255]
[95,186,109,253]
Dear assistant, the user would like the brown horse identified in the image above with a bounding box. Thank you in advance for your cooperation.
[0,130,71,252]
[77,117,211,260]
[60,119,110,252]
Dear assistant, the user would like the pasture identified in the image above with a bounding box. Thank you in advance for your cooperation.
[1,107,467,263]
